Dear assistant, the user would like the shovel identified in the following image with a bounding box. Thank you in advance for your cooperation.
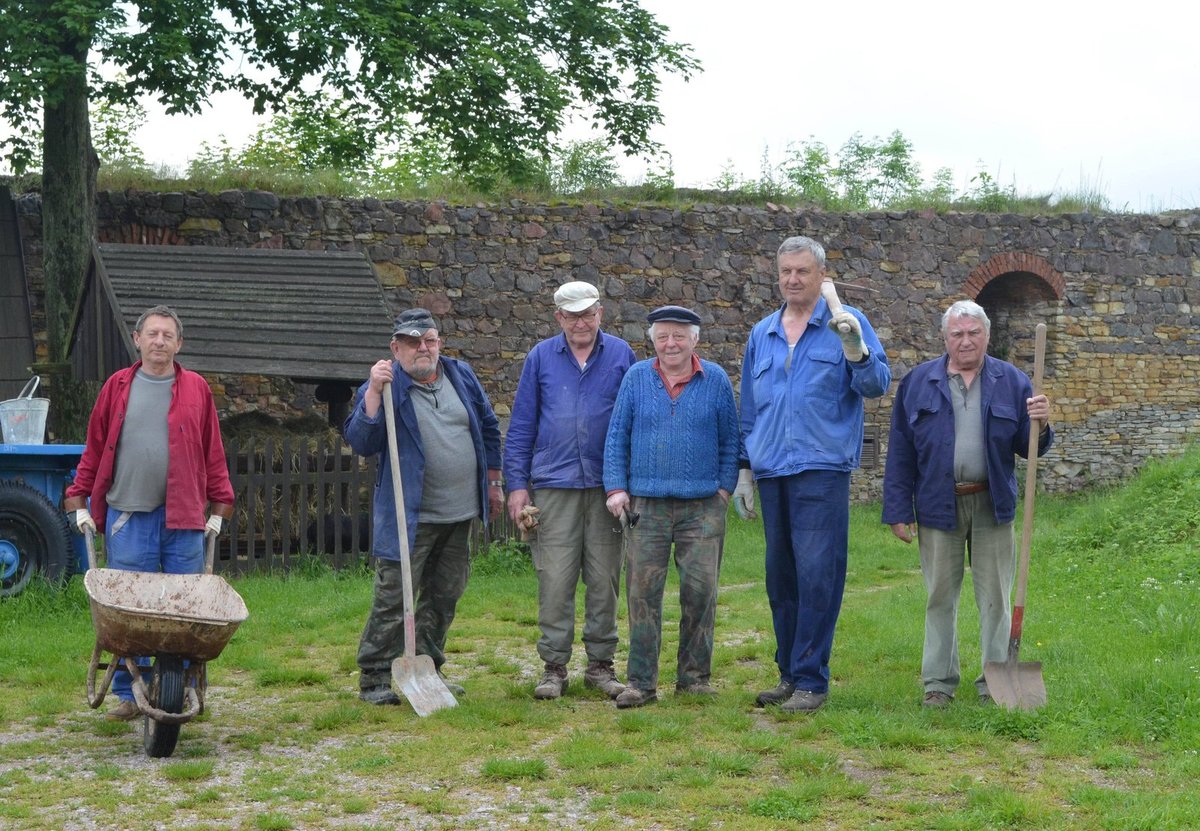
[984,323,1048,710]
[381,381,458,716]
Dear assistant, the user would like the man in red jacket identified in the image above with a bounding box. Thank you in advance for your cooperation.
[64,305,234,720]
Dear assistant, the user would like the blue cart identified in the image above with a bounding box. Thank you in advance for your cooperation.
[0,443,87,596]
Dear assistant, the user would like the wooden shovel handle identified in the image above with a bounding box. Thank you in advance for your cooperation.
[1011,323,1047,631]
[382,382,418,662]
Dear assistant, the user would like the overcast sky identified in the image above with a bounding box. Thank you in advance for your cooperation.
[131,0,1199,212]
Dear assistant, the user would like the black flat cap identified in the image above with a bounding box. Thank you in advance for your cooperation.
[646,305,701,326]
[392,308,437,337]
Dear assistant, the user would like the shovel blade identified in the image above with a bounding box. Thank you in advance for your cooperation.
[983,659,1047,711]
[391,654,457,717]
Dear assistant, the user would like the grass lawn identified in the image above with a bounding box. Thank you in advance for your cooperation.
[1,449,1198,830]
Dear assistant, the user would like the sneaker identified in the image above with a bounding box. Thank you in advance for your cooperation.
[979,693,994,705]
[583,660,626,699]
[533,662,568,700]
[438,672,465,696]
[615,687,657,709]
[755,680,795,707]
[922,691,953,709]
[359,685,401,705]
[780,689,827,713]
[676,682,718,696]
[106,699,140,722]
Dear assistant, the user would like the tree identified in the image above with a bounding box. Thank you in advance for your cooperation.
[0,0,698,373]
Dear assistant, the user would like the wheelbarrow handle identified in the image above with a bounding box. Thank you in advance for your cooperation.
[83,524,97,571]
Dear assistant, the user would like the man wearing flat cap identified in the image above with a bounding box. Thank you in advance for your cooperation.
[603,305,740,709]
[504,281,636,700]
[344,308,502,705]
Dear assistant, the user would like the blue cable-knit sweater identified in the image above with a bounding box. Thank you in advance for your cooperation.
[603,358,740,498]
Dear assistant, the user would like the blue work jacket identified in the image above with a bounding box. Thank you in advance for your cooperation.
[344,357,501,561]
[740,299,891,477]
[503,331,635,491]
[881,354,1054,531]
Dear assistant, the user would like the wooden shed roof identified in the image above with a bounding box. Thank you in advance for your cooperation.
[71,243,393,385]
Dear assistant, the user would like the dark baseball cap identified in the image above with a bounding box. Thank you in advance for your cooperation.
[392,308,437,338]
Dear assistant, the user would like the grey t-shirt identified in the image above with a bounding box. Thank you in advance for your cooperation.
[949,371,988,483]
[408,375,479,523]
[106,368,173,512]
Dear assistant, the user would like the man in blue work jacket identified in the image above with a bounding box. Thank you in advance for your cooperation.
[504,281,636,700]
[738,236,891,713]
[345,308,502,705]
[882,299,1052,708]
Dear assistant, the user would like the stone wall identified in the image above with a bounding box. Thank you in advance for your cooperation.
[15,190,1200,500]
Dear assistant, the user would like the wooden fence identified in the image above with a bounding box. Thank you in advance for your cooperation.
[217,435,514,576]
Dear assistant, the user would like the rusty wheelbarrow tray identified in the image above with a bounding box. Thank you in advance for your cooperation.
[82,531,249,756]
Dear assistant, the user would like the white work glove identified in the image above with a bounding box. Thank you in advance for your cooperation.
[74,508,96,535]
[828,312,867,362]
[205,515,224,536]
[733,469,756,520]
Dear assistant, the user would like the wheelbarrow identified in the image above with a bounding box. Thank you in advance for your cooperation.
[82,527,249,757]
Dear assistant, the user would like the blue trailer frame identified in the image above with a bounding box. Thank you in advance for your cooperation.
[0,444,88,591]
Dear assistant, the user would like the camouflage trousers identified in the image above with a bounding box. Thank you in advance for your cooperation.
[624,493,727,692]
[357,520,472,691]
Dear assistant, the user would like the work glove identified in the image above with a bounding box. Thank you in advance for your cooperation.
[828,312,867,362]
[733,469,757,521]
[73,508,96,535]
[205,515,224,536]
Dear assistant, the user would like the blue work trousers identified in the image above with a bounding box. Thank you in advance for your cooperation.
[105,505,205,701]
[759,470,850,695]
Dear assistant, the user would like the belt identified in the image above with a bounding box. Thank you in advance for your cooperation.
[954,481,989,496]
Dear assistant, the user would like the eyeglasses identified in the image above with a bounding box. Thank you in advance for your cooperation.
[395,335,441,350]
[560,309,599,323]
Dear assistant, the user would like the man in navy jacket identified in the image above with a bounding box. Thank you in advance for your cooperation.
[882,300,1052,708]
[345,309,502,704]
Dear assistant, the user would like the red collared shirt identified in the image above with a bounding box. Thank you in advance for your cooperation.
[653,353,704,400]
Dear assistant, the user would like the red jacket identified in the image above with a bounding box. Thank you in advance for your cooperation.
[64,361,234,531]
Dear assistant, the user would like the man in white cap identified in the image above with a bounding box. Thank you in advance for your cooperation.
[504,281,636,700]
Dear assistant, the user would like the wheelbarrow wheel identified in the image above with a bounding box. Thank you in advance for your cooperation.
[0,481,73,597]
[144,655,185,758]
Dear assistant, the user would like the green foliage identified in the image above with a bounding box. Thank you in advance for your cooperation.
[473,539,534,577]
[3,450,1199,827]
[481,757,548,780]
[91,95,149,171]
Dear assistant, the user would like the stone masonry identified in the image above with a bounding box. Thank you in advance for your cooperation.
[15,190,1200,500]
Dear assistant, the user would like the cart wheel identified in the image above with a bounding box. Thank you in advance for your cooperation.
[144,655,185,758]
[0,481,73,597]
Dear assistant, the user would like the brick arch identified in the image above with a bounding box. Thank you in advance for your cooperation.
[964,252,1064,301]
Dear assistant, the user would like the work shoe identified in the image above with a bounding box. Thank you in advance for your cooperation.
[676,682,718,697]
[754,680,796,707]
[359,685,401,706]
[438,672,465,696]
[780,689,827,713]
[533,662,568,700]
[922,691,953,709]
[615,687,657,709]
[106,700,140,722]
[583,660,626,699]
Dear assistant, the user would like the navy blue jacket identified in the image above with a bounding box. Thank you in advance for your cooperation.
[882,354,1053,531]
[344,357,501,560]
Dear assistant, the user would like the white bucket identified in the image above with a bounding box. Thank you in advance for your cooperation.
[0,376,49,445]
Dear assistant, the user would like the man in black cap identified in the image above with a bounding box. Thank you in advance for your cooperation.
[344,308,503,704]
[602,305,740,708]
